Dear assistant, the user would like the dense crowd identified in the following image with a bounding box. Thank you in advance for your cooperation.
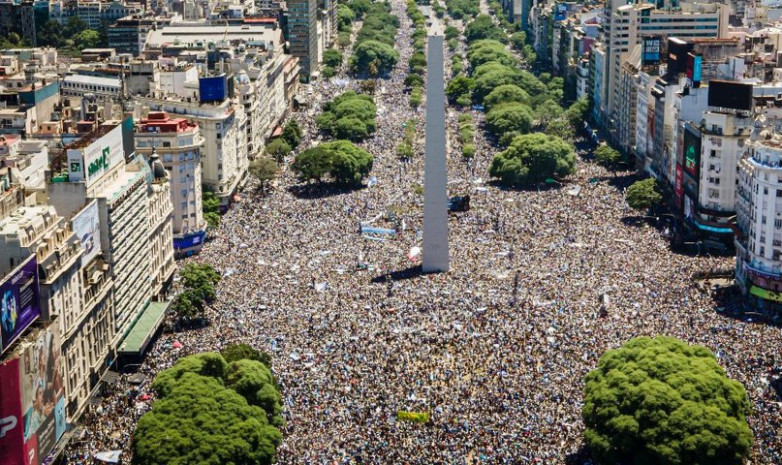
[63,0,782,463]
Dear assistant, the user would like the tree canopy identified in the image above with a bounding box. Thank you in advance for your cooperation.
[265,138,292,163]
[594,144,622,167]
[323,48,343,68]
[291,140,373,186]
[489,133,575,186]
[626,178,663,211]
[583,336,753,465]
[485,103,534,141]
[281,120,303,149]
[483,84,530,112]
[350,2,399,76]
[467,40,516,68]
[446,74,475,105]
[443,0,479,19]
[248,158,279,191]
[465,14,507,44]
[221,343,272,367]
[316,91,377,141]
[133,352,283,465]
[173,263,221,320]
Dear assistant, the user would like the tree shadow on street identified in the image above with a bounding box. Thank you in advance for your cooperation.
[564,443,592,465]
[288,183,366,199]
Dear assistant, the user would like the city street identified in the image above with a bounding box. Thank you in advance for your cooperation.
[65,0,782,463]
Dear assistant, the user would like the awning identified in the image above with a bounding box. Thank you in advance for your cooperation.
[693,220,733,234]
[749,285,782,303]
[118,301,170,355]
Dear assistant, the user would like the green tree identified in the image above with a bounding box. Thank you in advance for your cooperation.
[626,178,663,211]
[405,74,424,88]
[75,29,100,49]
[171,289,205,320]
[291,140,373,186]
[483,84,530,111]
[202,190,221,229]
[510,31,527,51]
[337,4,356,31]
[265,138,292,162]
[485,103,534,140]
[249,157,279,192]
[565,97,590,129]
[535,99,564,126]
[445,74,475,105]
[594,144,622,167]
[133,354,283,465]
[467,39,516,68]
[465,14,507,44]
[544,118,575,140]
[64,17,89,38]
[37,20,64,47]
[282,120,303,149]
[352,40,399,76]
[221,343,272,367]
[444,25,460,40]
[583,336,753,465]
[178,262,220,312]
[347,0,371,17]
[316,91,377,141]
[323,48,343,68]
[489,133,575,186]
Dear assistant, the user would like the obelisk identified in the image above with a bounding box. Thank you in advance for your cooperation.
[422,34,450,273]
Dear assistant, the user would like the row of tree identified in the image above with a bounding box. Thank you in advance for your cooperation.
[350,1,400,77]
[406,0,428,107]
[132,345,283,465]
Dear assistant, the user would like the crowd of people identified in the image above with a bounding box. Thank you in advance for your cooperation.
[63,0,782,463]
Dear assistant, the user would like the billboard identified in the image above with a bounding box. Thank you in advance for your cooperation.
[686,53,703,85]
[199,75,228,104]
[674,164,684,209]
[67,124,124,187]
[0,358,24,465]
[20,324,66,465]
[683,126,701,180]
[173,230,206,251]
[1,257,40,354]
[71,200,101,267]
[553,3,567,21]
[642,36,662,65]
[708,80,753,111]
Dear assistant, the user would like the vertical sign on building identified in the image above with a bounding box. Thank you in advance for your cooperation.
[0,358,24,465]
[20,323,66,465]
[642,36,662,65]
[0,257,41,354]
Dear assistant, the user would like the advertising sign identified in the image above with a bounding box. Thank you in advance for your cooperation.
[67,125,124,187]
[1,257,40,354]
[642,36,662,65]
[674,164,684,209]
[173,230,206,251]
[686,53,703,86]
[71,201,101,267]
[553,3,567,21]
[683,126,701,179]
[708,80,753,111]
[0,358,24,465]
[85,125,123,188]
[20,324,66,465]
[199,75,228,104]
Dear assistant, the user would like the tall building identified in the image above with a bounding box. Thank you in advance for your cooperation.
[599,1,728,139]
[46,119,170,351]
[108,15,158,56]
[135,112,207,256]
[288,0,318,79]
[735,132,782,310]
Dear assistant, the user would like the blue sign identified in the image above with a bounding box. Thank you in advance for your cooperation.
[174,230,206,250]
[199,75,228,104]
[554,3,567,21]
